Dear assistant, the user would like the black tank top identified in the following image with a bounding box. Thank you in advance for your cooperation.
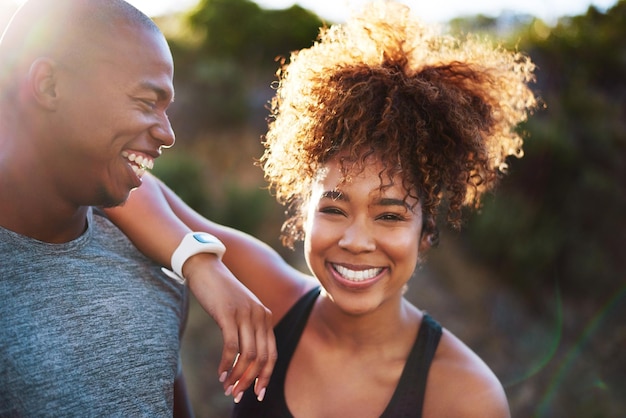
[231,286,442,418]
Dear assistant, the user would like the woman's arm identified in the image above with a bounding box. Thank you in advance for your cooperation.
[107,173,314,319]
[105,173,314,400]
[149,174,316,319]
[106,174,274,401]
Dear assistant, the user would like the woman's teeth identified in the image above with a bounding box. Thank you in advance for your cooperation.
[334,265,382,282]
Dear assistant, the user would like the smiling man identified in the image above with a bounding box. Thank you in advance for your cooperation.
[0,0,274,415]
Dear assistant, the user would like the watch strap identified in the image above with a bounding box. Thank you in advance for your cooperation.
[161,232,226,285]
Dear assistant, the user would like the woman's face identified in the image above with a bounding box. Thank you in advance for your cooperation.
[304,154,427,316]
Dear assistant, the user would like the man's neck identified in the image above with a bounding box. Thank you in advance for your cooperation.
[0,150,89,243]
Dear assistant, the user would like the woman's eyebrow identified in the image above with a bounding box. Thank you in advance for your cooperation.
[321,191,411,210]
[321,190,345,201]
[376,197,412,210]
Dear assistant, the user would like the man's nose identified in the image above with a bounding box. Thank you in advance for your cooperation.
[150,112,175,149]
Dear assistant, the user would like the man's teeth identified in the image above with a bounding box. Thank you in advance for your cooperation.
[334,265,382,282]
[131,164,146,177]
[122,151,154,174]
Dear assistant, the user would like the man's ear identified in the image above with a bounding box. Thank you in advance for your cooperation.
[27,57,59,110]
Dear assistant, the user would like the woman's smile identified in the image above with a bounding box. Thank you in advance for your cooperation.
[329,262,387,290]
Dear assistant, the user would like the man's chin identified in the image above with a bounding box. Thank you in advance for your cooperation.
[96,186,131,209]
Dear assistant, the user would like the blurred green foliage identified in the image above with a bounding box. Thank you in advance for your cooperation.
[465,1,626,303]
[153,152,280,239]
[162,0,324,135]
[186,0,324,67]
[151,152,214,217]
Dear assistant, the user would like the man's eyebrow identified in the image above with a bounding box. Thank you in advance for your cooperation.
[140,81,174,102]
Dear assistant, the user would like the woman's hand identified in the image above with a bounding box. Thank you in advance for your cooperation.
[183,253,276,402]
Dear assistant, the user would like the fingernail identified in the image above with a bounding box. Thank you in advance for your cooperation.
[225,385,233,396]
[257,387,266,402]
[234,391,244,404]
[219,371,227,383]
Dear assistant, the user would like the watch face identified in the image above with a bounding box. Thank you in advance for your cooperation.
[193,233,219,244]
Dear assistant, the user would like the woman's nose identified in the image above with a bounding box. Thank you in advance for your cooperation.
[338,218,376,253]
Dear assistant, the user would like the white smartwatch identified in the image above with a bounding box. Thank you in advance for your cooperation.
[161,232,226,285]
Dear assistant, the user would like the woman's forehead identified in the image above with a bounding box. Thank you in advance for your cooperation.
[319,152,403,182]
[315,157,414,197]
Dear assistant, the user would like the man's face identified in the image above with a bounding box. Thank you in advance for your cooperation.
[49,24,175,208]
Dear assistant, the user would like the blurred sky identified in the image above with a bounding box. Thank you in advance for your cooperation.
[2,0,619,24]
[123,0,619,23]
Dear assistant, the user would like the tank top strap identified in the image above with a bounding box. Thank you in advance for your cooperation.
[381,313,442,418]
[274,286,321,359]
[231,286,321,418]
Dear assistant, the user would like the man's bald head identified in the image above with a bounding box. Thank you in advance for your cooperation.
[0,0,163,100]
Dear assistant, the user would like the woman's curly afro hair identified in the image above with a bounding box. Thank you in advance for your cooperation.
[260,0,537,248]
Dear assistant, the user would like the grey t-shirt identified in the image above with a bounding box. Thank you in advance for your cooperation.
[0,208,187,417]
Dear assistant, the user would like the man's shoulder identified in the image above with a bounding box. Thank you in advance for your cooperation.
[90,207,148,255]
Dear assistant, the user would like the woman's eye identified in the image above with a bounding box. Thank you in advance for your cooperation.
[378,213,404,221]
[319,206,344,216]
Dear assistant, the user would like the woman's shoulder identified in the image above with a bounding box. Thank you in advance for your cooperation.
[424,328,510,418]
